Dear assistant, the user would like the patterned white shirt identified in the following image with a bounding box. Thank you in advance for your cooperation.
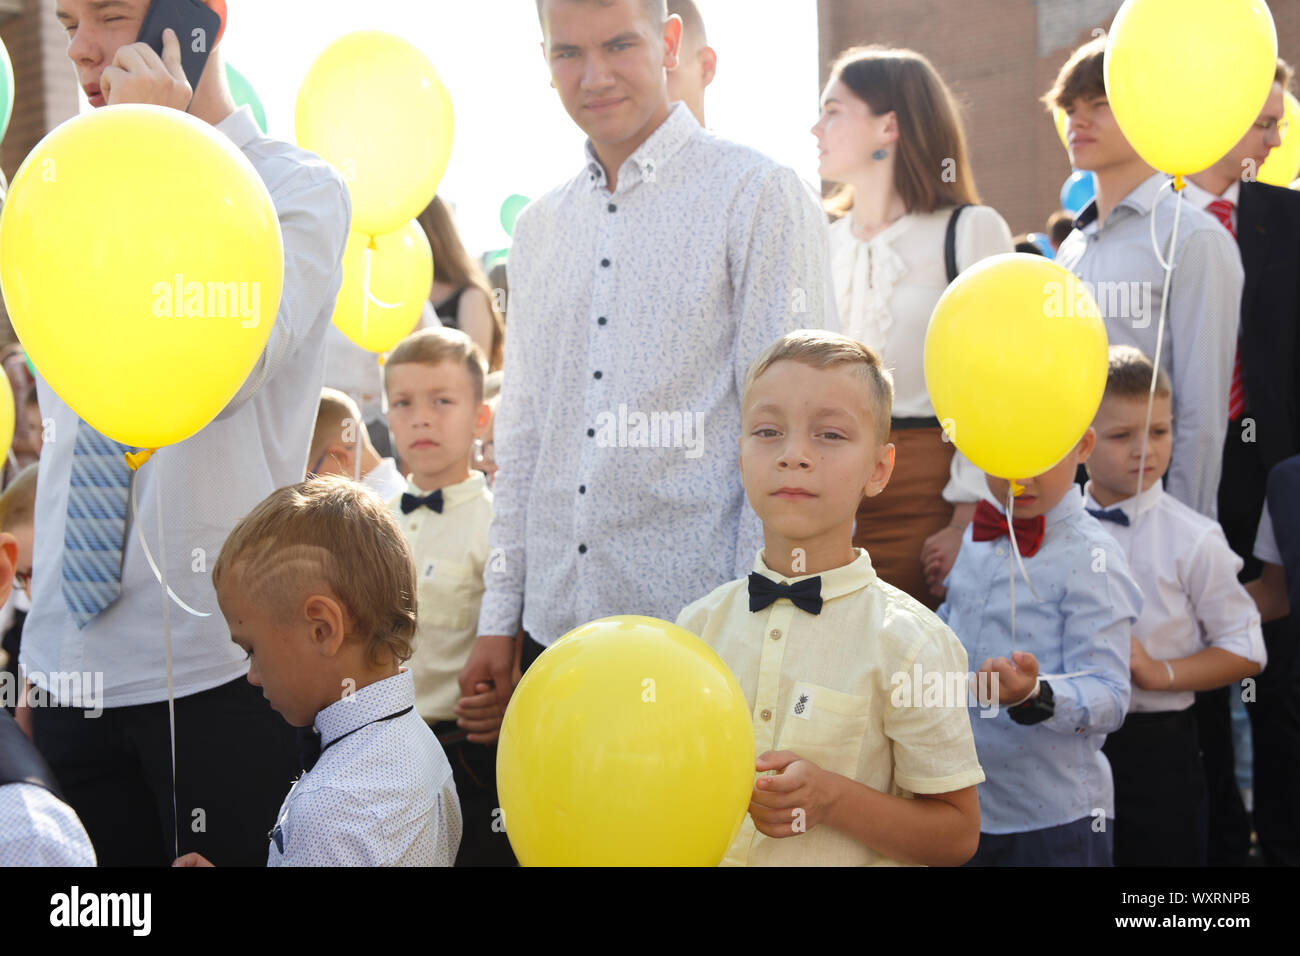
[267,670,460,867]
[23,106,351,707]
[479,102,836,645]
[0,784,97,866]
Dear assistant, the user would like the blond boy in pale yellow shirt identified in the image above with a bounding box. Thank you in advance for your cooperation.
[676,330,984,866]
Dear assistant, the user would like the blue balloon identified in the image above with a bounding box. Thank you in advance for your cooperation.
[1060,170,1096,217]
[1027,232,1055,259]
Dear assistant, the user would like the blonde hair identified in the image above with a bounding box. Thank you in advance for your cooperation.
[386,326,488,404]
[310,388,366,469]
[1105,345,1172,402]
[743,330,894,441]
[823,45,981,219]
[212,477,417,666]
[0,463,38,532]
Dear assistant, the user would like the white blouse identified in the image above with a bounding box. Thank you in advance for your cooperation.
[829,204,1014,503]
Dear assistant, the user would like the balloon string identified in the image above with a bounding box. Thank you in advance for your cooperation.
[1140,178,1183,500]
[130,466,211,618]
[1003,484,1042,656]
[152,452,181,862]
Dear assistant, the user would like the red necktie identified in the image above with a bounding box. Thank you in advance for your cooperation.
[970,500,1046,557]
[1206,198,1246,420]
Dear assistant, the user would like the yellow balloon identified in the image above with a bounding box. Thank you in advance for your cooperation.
[1104,0,1277,177]
[0,106,282,449]
[497,616,755,866]
[1052,106,1068,152]
[296,32,454,237]
[331,221,433,353]
[924,254,1108,480]
[1259,91,1300,187]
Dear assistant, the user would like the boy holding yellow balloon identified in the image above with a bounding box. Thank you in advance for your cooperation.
[677,330,985,867]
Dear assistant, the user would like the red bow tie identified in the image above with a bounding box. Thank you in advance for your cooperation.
[971,499,1046,557]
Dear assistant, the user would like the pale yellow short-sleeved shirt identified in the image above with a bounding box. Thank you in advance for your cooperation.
[388,472,494,723]
[676,548,985,866]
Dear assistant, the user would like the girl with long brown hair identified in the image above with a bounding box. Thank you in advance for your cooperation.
[416,197,504,372]
[813,45,1013,608]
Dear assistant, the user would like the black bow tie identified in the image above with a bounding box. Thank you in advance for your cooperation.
[1087,507,1130,527]
[400,489,444,514]
[748,573,823,615]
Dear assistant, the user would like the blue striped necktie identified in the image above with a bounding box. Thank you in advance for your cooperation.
[62,420,132,628]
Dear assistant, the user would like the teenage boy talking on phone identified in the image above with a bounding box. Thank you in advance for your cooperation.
[21,1,350,865]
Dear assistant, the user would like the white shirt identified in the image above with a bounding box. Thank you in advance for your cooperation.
[1181,179,1241,234]
[480,102,836,645]
[267,670,460,866]
[364,457,407,504]
[1084,481,1266,713]
[23,106,351,707]
[390,472,493,723]
[0,783,97,866]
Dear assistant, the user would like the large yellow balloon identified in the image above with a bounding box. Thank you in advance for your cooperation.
[1052,106,1068,152]
[331,221,432,353]
[1259,91,1300,187]
[924,254,1108,480]
[497,616,755,866]
[296,32,454,237]
[1104,0,1277,177]
[0,106,282,449]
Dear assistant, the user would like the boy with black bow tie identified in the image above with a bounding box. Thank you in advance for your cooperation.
[676,330,984,866]
[175,477,460,866]
[382,328,513,866]
[1083,346,1264,866]
[937,392,1140,866]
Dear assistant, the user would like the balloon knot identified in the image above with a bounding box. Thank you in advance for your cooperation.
[124,448,157,471]
[1010,480,1026,497]
[1172,174,1185,191]
[377,353,386,367]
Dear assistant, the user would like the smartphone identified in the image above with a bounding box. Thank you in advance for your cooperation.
[136,0,223,94]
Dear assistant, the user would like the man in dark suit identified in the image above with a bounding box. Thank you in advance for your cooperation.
[1186,58,1300,866]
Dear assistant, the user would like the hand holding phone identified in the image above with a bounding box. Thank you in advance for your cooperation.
[99,26,192,110]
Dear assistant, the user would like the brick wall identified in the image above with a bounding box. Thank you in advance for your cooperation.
[817,0,1300,235]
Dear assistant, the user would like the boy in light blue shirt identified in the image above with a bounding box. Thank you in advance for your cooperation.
[937,431,1140,865]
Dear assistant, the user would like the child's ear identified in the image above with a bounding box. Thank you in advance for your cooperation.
[474,401,492,437]
[0,532,15,606]
[863,442,895,498]
[1076,426,1097,464]
[303,592,347,657]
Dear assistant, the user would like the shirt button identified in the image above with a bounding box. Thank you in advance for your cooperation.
[760,709,772,721]
[600,258,610,267]
[578,485,586,494]
[578,544,588,554]
[597,316,608,325]
[586,428,595,437]
[769,629,782,641]
[608,203,617,213]
[593,370,602,380]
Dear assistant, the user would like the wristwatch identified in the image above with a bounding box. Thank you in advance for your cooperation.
[1008,680,1054,725]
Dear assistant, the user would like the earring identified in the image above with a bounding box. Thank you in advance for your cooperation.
[872,148,888,161]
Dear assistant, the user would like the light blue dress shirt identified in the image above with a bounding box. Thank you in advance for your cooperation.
[479,102,836,645]
[937,487,1141,833]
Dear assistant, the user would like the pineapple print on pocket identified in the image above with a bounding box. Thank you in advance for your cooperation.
[777,681,874,778]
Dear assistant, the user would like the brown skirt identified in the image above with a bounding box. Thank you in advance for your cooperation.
[853,427,955,610]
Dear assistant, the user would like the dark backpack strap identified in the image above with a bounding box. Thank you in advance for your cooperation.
[945,203,973,283]
[0,707,65,800]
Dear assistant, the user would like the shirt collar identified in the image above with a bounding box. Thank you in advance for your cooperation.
[583,101,700,192]
[314,669,414,747]
[1181,178,1240,212]
[214,105,263,150]
[405,470,487,509]
[1083,478,1163,521]
[751,547,877,603]
[1075,172,1172,233]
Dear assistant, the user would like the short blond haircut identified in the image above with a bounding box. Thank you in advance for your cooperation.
[310,388,365,468]
[212,477,417,666]
[386,326,487,404]
[1105,345,1172,402]
[0,463,38,533]
[743,330,894,441]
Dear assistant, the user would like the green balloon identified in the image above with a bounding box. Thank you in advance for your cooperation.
[499,194,531,237]
[24,354,34,378]
[0,36,14,147]
[225,62,267,134]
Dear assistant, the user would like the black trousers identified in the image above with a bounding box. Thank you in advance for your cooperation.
[430,721,517,867]
[1103,708,1207,866]
[1245,617,1300,865]
[519,631,547,675]
[32,675,298,866]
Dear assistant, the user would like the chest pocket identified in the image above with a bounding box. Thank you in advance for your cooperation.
[415,558,479,631]
[776,682,876,780]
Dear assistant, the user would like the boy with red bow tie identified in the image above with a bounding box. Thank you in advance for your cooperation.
[677,331,984,867]
[937,422,1141,866]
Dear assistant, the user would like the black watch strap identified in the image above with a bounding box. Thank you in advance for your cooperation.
[1008,680,1054,725]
